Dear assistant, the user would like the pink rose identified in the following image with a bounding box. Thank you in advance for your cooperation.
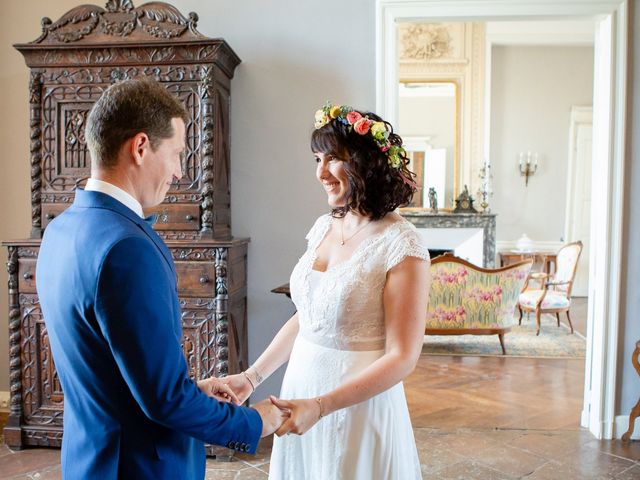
[353,117,371,135]
[346,111,363,125]
[381,144,390,152]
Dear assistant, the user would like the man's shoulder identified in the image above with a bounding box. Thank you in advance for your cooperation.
[44,204,152,256]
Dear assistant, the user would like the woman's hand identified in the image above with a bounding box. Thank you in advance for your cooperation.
[197,377,240,405]
[218,373,254,405]
[270,396,322,436]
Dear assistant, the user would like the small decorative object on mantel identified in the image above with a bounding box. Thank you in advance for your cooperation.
[477,159,493,213]
[453,185,478,213]
[428,187,438,213]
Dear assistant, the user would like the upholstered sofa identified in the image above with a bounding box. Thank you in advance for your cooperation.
[426,254,533,354]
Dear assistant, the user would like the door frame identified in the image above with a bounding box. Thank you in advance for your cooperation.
[376,0,628,439]
[565,106,593,297]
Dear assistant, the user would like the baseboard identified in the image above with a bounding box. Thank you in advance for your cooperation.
[581,409,590,428]
[497,240,564,251]
[615,415,640,440]
[0,391,9,412]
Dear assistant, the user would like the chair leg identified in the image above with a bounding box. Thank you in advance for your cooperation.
[518,306,523,325]
[536,309,541,336]
[555,312,561,327]
[498,333,506,355]
[622,397,640,442]
[566,310,574,334]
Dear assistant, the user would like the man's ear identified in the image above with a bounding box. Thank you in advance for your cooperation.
[129,132,151,166]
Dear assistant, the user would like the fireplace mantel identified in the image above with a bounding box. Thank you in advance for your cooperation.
[401,211,497,267]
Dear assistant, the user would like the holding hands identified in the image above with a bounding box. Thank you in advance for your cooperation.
[200,368,326,437]
[269,395,324,436]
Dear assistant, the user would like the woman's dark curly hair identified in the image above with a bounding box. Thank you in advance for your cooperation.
[311,110,416,220]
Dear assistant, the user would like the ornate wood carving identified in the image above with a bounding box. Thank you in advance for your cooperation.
[15,1,241,240]
[7,247,23,422]
[214,247,229,376]
[29,72,44,238]
[5,1,248,456]
[36,0,203,45]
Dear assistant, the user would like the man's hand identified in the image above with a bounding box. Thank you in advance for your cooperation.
[218,373,254,405]
[252,399,290,437]
[197,377,240,405]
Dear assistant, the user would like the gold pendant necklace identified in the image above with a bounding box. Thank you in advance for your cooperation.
[340,218,372,246]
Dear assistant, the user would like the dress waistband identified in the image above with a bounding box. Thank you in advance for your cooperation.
[298,332,385,352]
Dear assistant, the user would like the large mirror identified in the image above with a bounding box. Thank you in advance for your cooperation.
[398,81,458,209]
[394,22,486,212]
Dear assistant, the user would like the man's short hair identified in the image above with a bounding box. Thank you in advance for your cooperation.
[85,80,188,169]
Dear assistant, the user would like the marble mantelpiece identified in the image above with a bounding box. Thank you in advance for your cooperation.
[401,211,497,267]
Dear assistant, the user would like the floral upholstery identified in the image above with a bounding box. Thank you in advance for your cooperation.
[426,259,532,330]
[518,290,571,309]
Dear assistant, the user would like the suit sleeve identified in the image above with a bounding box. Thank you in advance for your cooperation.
[94,236,262,453]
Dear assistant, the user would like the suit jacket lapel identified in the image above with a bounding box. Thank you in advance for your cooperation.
[73,189,176,276]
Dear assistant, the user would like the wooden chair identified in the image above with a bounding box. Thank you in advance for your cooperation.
[517,241,583,336]
[426,254,533,354]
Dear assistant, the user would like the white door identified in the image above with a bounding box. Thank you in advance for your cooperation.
[564,107,592,297]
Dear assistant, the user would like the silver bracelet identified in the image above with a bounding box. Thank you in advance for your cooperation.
[242,371,255,392]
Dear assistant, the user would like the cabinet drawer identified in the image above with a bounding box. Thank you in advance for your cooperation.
[43,203,200,232]
[175,262,215,297]
[145,204,200,231]
[18,259,37,293]
[41,204,68,229]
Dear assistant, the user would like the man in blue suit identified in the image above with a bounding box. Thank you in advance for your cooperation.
[36,80,286,479]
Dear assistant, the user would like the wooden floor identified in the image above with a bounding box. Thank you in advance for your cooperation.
[3,299,640,479]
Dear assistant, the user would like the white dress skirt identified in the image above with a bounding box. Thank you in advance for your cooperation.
[269,336,422,480]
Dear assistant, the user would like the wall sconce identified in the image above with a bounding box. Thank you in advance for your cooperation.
[518,151,538,186]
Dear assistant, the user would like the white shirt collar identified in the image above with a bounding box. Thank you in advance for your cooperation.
[84,178,144,218]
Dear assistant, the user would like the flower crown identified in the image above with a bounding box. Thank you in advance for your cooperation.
[314,102,406,169]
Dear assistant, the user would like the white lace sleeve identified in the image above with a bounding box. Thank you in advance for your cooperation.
[385,225,431,272]
[305,214,332,248]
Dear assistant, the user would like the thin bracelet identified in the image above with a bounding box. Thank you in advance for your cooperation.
[242,371,255,392]
[315,397,324,419]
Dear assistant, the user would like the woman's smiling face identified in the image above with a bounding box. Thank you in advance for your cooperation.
[314,151,349,207]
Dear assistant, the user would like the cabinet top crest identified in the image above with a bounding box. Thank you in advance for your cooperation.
[14,1,240,73]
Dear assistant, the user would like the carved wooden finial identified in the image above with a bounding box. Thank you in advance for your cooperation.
[105,0,135,13]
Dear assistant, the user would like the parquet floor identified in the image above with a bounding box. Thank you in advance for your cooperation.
[2,299,640,479]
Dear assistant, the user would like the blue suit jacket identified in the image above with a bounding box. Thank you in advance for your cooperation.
[36,189,262,479]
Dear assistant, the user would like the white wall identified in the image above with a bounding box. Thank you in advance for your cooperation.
[0,0,375,398]
[490,45,594,244]
[618,0,640,423]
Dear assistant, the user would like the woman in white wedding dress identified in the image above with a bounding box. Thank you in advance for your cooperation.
[223,104,431,479]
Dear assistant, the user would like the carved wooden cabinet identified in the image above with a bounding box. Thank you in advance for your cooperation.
[3,1,249,455]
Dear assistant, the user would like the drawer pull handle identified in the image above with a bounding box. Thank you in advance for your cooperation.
[23,272,33,281]
[45,213,55,220]
[185,214,195,222]
[199,276,209,285]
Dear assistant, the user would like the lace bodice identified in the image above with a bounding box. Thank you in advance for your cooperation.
[289,214,431,351]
